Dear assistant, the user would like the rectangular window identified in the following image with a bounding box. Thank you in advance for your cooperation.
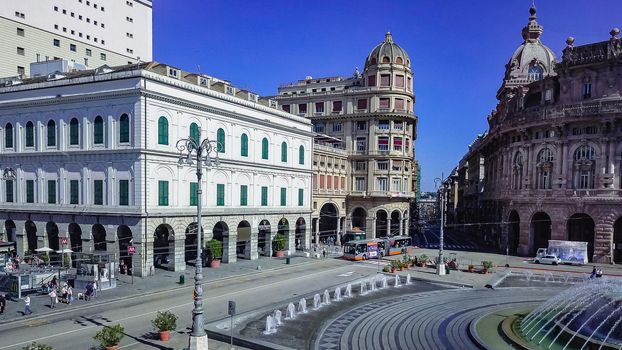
[100,53,106,61]
[298,103,307,113]
[189,182,198,206]
[357,99,368,110]
[47,180,56,204]
[583,83,592,99]
[17,66,25,76]
[332,101,342,112]
[394,121,404,130]
[17,47,24,55]
[26,180,34,203]
[240,185,248,206]
[355,177,366,191]
[327,175,332,190]
[217,184,225,206]
[319,175,325,189]
[378,136,389,151]
[70,180,79,204]
[395,99,404,110]
[407,76,412,90]
[282,105,290,113]
[261,186,268,206]
[367,75,376,87]
[280,188,287,206]
[297,188,304,206]
[93,180,103,205]
[392,178,401,192]
[70,44,76,52]
[332,122,342,132]
[315,102,324,113]
[158,181,168,206]
[86,48,92,56]
[380,74,390,86]
[356,137,367,151]
[393,137,403,151]
[355,161,366,171]
[395,75,405,87]
[53,39,60,47]
[378,120,390,129]
[377,177,388,191]
[341,176,345,190]
[377,161,389,170]
[379,98,390,109]
[314,123,325,133]
[5,180,14,203]
[356,121,367,131]
[119,180,129,206]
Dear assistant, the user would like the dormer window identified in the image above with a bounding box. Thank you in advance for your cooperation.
[528,66,543,81]
[382,56,390,63]
[167,67,180,79]
[225,86,234,95]
[396,57,403,64]
[198,77,209,87]
[269,100,277,108]
[247,93,257,102]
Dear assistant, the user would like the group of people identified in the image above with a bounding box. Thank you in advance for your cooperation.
[47,277,74,309]
[590,266,604,279]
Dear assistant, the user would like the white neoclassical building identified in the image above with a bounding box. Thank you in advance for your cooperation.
[0,62,313,276]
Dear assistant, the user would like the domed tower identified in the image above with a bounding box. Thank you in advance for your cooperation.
[363,32,413,96]
[497,5,557,100]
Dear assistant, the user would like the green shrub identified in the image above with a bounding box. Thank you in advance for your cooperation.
[41,253,50,265]
[481,261,493,269]
[382,265,391,273]
[94,324,125,347]
[273,233,286,251]
[22,343,53,350]
[151,310,178,332]
[207,239,222,259]
[419,254,428,263]
[63,254,71,268]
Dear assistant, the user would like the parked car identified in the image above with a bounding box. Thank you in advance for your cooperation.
[534,254,561,265]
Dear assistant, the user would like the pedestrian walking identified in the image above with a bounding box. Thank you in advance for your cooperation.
[23,296,32,315]
[93,281,98,298]
[0,294,6,314]
[49,289,57,309]
[590,266,597,279]
[322,248,327,259]
[67,285,73,305]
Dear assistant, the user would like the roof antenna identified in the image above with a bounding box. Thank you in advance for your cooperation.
[197,64,202,76]
[136,56,142,71]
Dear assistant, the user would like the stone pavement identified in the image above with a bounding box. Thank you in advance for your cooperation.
[0,254,318,323]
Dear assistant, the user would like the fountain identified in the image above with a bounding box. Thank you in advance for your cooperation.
[381,276,388,289]
[345,283,352,297]
[313,293,322,309]
[334,287,342,301]
[323,289,331,305]
[298,298,307,313]
[360,280,368,295]
[369,278,377,292]
[273,309,282,325]
[406,274,411,285]
[394,274,401,287]
[286,303,296,319]
[264,315,277,335]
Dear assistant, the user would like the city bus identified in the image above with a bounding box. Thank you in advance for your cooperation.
[343,239,380,261]
[381,236,413,256]
[342,229,366,244]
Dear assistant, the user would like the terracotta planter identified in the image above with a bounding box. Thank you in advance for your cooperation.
[482,268,489,274]
[468,267,475,273]
[274,250,285,258]
[159,330,170,341]
[210,259,221,268]
[399,267,403,271]
[418,263,425,267]
[105,346,118,350]
[390,268,396,273]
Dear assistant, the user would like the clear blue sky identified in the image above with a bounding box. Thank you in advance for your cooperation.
[153,0,621,192]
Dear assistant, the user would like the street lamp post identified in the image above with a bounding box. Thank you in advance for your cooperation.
[176,134,220,350]
[434,176,447,276]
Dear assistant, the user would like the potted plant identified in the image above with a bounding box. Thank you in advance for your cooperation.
[41,253,50,266]
[382,265,391,273]
[207,239,222,268]
[94,324,125,350]
[390,260,399,273]
[398,261,404,271]
[273,233,286,257]
[63,254,71,268]
[151,310,178,341]
[468,264,475,273]
[22,343,53,350]
[482,261,493,274]
[418,254,428,267]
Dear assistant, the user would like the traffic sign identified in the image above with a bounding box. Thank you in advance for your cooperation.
[60,237,68,245]
[127,245,136,254]
[228,300,236,316]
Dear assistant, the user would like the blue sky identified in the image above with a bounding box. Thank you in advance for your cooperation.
[153,0,622,191]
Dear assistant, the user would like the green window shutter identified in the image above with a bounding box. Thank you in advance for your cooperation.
[158,117,168,145]
[93,180,103,205]
[47,120,56,146]
[5,123,13,148]
[25,122,34,147]
[26,180,34,203]
[119,114,130,143]
[299,145,305,165]
[190,182,198,206]
[190,123,200,144]
[70,180,79,204]
[216,184,225,206]
[241,133,248,157]
[70,118,79,145]
[217,128,225,153]
[262,138,269,159]
[93,116,104,144]
[281,142,287,162]
[158,180,169,206]
[240,185,247,206]
[119,180,129,206]
[280,187,286,206]
[47,180,56,204]
[5,180,13,202]
[261,186,268,206]
[298,188,303,206]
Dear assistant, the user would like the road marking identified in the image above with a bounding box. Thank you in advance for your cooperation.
[338,271,353,276]
[0,264,363,350]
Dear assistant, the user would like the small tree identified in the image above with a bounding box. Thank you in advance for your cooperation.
[41,253,50,265]
[22,343,53,350]
[63,254,71,268]
[207,239,222,260]
[273,233,286,251]
[94,324,125,348]
[151,311,178,332]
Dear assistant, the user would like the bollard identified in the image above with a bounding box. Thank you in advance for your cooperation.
[286,257,291,265]
[179,275,185,284]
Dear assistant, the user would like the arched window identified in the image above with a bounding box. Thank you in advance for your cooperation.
[370,57,377,65]
[281,142,287,162]
[261,137,269,160]
[93,116,104,144]
[5,123,13,148]
[69,118,79,145]
[119,114,130,143]
[157,116,168,145]
[25,121,34,147]
[382,56,390,63]
[240,133,248,157]
[574,145,596,189]
[217,128,225,153]
[189,122,199,144]
[536,148,554,189]
[47,120,56,147]
[528,66,544,81]
[512,152,523,190]
[396,57,403,64]
[299,145,305,165]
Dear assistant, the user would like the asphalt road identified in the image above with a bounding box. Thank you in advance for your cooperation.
[0,259,378,350]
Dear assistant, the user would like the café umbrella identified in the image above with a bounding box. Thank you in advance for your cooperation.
[34,247,54,252]
[56,248,73,254]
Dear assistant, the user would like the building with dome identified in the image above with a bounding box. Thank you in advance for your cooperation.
[274,33,418,243]
[448,6,622,263]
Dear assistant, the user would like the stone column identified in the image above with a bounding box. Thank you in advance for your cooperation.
[222,233,237,264]
[336,217,342,245]
[518,220,531,256]
[399,218,404,236]
[368,217,376,239]
[246,235,258,260]
[404,219,410,236]
[286,222,295,255]
[313,218,319,247]
[170,238,186,271]
[14,221,26,256]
